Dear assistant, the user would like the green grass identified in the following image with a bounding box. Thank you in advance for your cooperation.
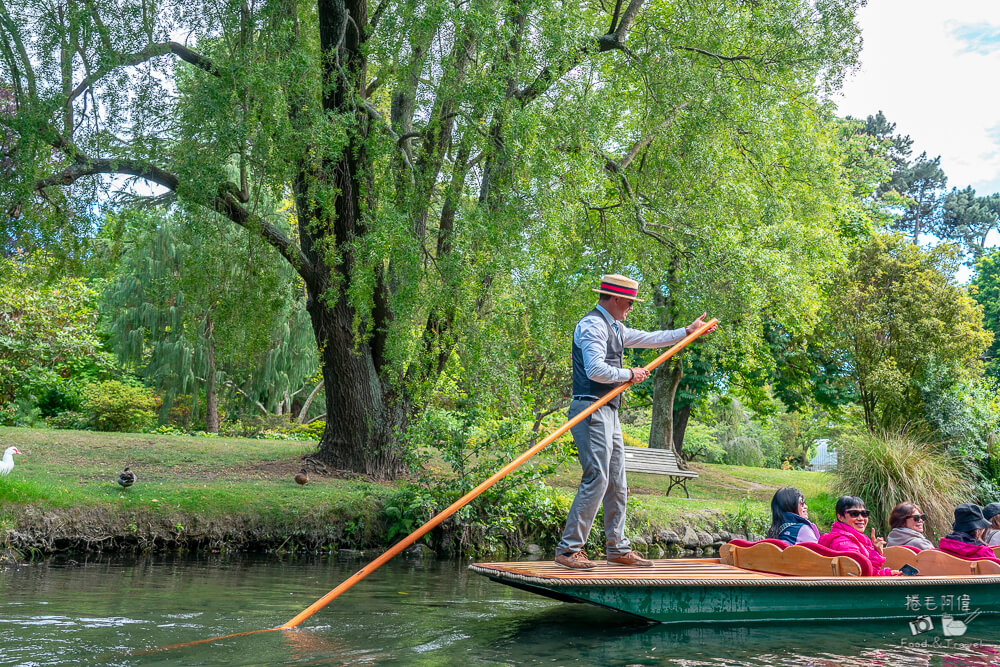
[0,426,396,530]
[0,426,841,551]
[548,457,838,532]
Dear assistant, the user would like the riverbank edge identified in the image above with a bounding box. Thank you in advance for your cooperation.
[0,500,759,561]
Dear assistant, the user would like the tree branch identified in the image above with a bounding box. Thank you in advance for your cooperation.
[676,45,751,62]
[36,156,314,280]
[515,0,646,106]
[0,0,37,99]
[68,41,219,103]
[619,100,692,170]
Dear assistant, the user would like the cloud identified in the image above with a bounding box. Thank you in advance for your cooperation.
[952,23,1000,55]
[837,2,1000,198]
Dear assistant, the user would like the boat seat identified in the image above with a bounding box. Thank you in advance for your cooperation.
[884,546,1000,575]
[622,445,698,498]
[994,546,1000,559]
[720,540,870,577]
[727,538,788,550]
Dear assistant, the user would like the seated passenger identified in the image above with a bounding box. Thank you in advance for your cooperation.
[886,502,934,550]
[818,495,898,576]
[938,504,1000,561]
[765,487,819,545]
[983,503,1000,548]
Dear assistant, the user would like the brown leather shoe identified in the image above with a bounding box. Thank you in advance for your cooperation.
[607,551,653,567]
[554,551,598,570]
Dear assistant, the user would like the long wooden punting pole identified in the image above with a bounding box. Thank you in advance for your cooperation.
[278,317,718,630]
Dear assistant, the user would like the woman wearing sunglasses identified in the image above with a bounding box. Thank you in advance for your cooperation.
[938,504,1000,561]
[818,495,898,575]
[886,502,934,550]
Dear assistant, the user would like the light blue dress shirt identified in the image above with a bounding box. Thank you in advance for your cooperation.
[573,304,687,384]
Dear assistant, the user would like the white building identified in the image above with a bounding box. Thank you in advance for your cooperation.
[808,439,837,472]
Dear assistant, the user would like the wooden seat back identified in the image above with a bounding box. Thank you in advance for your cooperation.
[720,541,863,577]
[884,546,1000,575]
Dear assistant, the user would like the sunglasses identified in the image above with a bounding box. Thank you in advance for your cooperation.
[844,509,870,518]
[907,514,928,522]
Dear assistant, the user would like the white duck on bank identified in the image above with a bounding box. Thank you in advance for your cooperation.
[0,447,22,476]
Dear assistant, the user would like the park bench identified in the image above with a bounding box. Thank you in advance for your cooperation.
[623,445,698,498]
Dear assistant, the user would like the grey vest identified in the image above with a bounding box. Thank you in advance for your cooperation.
[571,308,624,409]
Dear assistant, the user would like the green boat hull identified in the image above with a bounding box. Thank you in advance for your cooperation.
[471,560,1000,625]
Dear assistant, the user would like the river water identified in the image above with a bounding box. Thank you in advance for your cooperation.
[1,554,998,666]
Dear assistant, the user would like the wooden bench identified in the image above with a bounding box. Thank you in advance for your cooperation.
[623,445,698,498]
[883,546,1000,575]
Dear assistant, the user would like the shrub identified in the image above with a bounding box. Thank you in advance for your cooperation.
[45,411,91,430]
[835,428,974,539]
[681,421,726,463]
[80,381,158,432]
[218,415,321,440]
[36,384,83,418]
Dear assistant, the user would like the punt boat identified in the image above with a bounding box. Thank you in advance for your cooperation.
[470,541,1000,625]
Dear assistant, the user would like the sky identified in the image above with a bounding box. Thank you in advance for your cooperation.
[836,2,1000,198]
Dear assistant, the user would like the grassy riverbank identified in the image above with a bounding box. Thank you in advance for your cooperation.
[0,426,836,556]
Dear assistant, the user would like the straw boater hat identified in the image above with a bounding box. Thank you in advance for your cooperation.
[593,274,643,302]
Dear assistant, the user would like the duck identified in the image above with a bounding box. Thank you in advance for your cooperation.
[0,447,21,476]
[294,468,309,486]
[117,466,137,489]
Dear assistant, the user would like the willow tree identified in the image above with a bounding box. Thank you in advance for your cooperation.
[542,2,868,460]
[1,0,863,477]
[103,208,316,431]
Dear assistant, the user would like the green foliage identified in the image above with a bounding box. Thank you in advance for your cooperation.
[405,398,575,556]
[835,428,974,539]
[102,209,318,427]
[919,370,1000,500]
[680,421,727,464]
[44,411,91,431]
[722,496,771,538]
[80,381,158,433]
[0,0,868,475]
[218,416,324,441]
[0,255,118,407]
[972,250,1000,382]
[831,233,992,431]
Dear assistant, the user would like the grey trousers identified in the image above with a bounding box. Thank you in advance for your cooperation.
[556,400,631,557]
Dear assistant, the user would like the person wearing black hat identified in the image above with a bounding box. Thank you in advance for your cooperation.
[938,504,1000,561]
[984,502,1000,548]
[554,274,716,570]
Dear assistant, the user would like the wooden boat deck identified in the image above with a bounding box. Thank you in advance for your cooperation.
[471,558,1000,587]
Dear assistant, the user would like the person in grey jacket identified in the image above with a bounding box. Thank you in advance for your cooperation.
[886,502,934,550]
[554,274,715,570]
[984,502,1000,547]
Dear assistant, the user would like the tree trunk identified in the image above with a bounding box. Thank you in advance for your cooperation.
[308,291,408,479]
[649,357,685,464]
[298,380,324,424]
[205,316,219,434]
[292,0,406,479]
[648,262,690,466]
[672,401,692,455]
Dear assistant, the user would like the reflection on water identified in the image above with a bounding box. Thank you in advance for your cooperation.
[0,554,998,665]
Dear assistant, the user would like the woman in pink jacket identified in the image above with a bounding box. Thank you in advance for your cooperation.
[938,504,1000,561]
[818,495,899,576]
